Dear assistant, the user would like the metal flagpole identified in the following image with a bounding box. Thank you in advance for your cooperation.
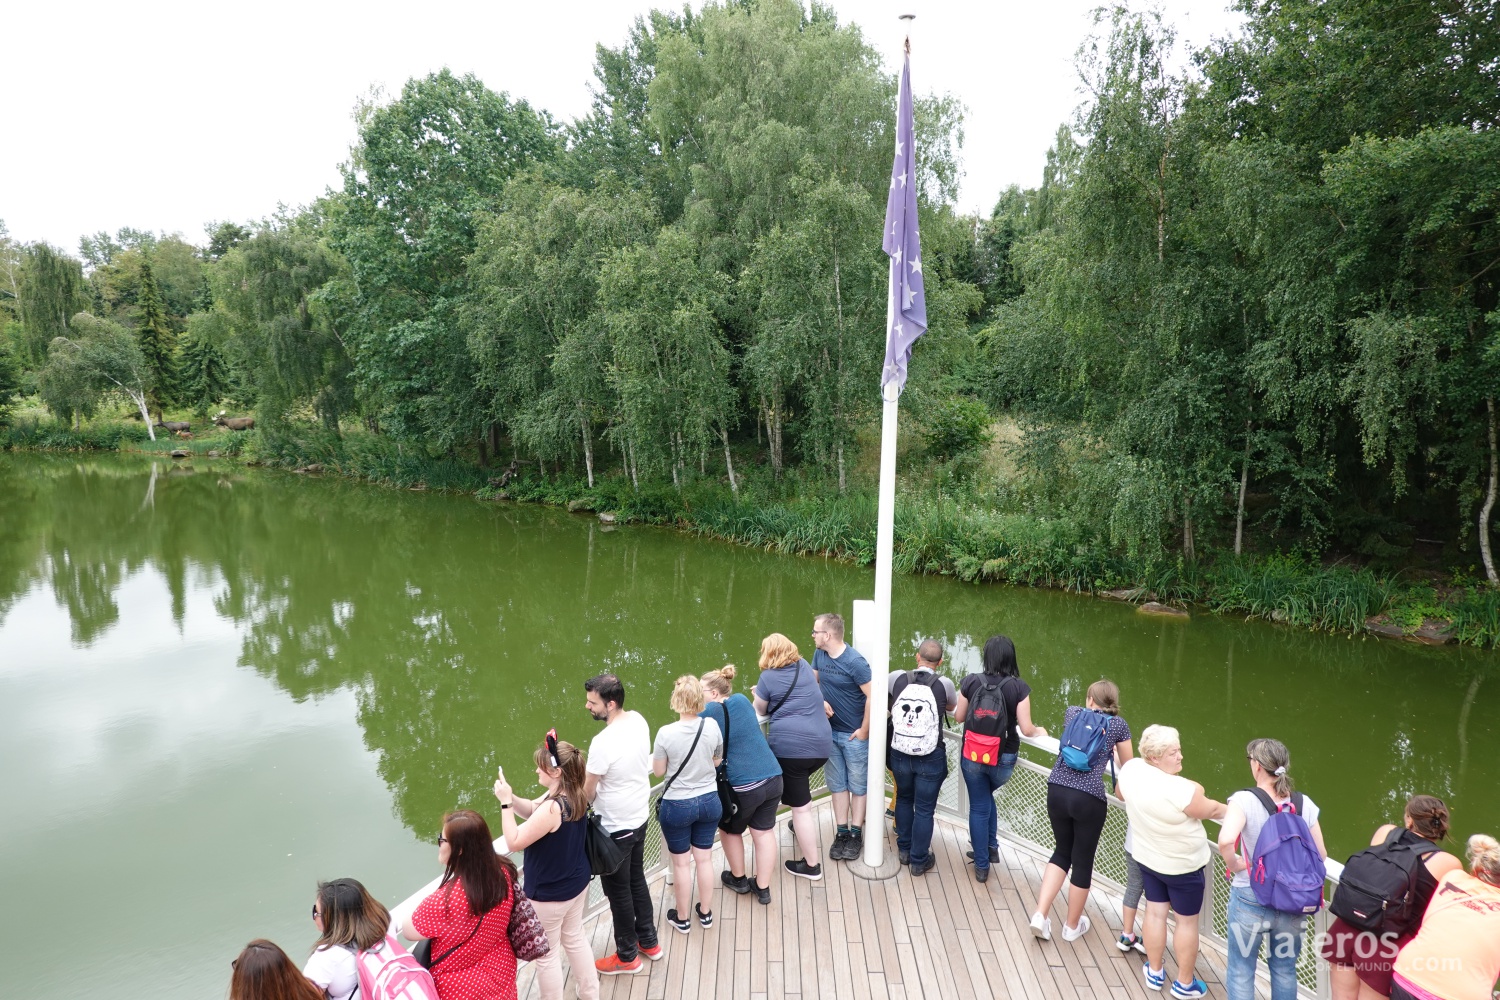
[860,14,918,870]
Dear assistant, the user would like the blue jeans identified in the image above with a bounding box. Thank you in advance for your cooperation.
[890,746,948,866]
[1225,885,1303,1000]
[959,753,1017,872]
[824,729,870,796]
[657,790,723,854]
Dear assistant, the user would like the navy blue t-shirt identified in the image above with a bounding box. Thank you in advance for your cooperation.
[814,645,872,734]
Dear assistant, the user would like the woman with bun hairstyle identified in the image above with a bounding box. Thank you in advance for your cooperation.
[493,734,599,1000]
[1217,738,1327,1000]
[230,940,324,1000]
[303,878,391,1000]
[1321,795,1460,999]
[701,664,783,905]
[400,809,520,1000]
[1391,833,1500,1000]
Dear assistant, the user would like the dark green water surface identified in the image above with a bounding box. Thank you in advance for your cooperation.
[1,453,1495,998]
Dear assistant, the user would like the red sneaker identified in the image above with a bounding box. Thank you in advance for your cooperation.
[639,943,664,962]
[595,953,644,975]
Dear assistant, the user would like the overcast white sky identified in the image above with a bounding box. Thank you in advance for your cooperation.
[3,1,1244,254]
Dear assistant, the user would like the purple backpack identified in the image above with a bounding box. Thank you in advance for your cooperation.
[1244,788,1325,914]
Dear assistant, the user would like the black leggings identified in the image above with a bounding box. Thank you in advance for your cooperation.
[1046,783,1108,889]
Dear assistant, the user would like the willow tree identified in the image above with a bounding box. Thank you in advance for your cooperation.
[212,215,352,429]
[19,243,88,366]
[40,314,157,435]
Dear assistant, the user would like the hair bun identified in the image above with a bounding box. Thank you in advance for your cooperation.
[721,664,736,680]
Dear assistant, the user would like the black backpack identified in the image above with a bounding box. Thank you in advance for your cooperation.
[1329,827,1439,937]
[961,676,1010,765]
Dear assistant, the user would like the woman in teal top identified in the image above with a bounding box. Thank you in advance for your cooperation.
[701,664,783,904]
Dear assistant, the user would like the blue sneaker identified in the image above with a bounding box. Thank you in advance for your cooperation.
[1142,963,1166,992]
[1170,978,1207,999]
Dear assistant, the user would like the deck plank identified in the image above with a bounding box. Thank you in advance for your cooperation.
[553,798,1278,1000]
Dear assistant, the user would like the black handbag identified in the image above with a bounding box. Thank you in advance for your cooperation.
[714,701,740,830]
[585,810,627,877]
[412,892,489,969]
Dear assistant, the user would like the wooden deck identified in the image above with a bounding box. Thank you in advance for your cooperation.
[516,798,1243,1000]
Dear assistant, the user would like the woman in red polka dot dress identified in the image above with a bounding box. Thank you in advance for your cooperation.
[401,809,519,1000]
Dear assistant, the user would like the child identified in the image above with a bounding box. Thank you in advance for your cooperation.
[1119,824,1147,954]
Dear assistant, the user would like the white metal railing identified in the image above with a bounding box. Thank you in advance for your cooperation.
[391,724,1340,999]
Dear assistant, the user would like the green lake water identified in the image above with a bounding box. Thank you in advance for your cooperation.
[1,452,1495,999]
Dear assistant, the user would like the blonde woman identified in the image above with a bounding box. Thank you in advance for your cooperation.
[1392,833,1500,1000]
[701,665,783,905]
[752,633,831,881]
[1118,725,1226,999]
[653,676,724,934]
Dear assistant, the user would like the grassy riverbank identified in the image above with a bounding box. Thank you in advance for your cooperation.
[5,417,1498,648]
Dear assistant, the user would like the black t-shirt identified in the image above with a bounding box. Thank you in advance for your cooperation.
[959,673,1032,755]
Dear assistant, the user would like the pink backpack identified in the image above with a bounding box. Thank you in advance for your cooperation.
[355,934,440,1000]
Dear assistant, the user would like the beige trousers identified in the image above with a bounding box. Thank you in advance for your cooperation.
[529,887,600,1000]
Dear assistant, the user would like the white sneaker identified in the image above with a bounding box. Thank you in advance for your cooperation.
[1028,912,1051,940]
[1061,914,1090,942]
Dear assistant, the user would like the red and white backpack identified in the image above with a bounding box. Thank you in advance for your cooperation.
[354,934,440,1000]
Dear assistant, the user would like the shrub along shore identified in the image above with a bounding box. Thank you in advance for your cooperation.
[5,417,1497,650]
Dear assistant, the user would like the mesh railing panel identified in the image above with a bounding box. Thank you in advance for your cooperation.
[583,727,1331,996]
[938,739,1328,996]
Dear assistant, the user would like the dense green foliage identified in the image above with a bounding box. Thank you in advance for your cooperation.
[3,0,1497,627]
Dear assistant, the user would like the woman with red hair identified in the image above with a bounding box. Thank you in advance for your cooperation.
[401,810,520,1000]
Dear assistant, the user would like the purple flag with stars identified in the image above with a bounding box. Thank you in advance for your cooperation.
[881,49,926,392]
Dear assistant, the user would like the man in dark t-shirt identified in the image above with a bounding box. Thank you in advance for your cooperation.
[886,639,957,875]
[812,612,872,862]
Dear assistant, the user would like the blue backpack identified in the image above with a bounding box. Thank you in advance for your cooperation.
[1058,707,1110,772]
[1244,788,1325,914]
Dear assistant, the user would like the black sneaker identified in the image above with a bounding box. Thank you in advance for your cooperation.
[898,849,910,865]
[784,858,823,881]
[695,903,713,928]
[720,871,752,894]
[974,866,990,884]
[830,829,852,861]
[910,855,936,877]
[754,881,772,905]
[846,828,863,862]
[966,848,1001,864]
[666,908,691,935]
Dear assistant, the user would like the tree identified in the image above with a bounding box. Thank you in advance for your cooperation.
[212,213,353,429]
[467,177,657,480]
[599,227,735,488]
[38,314,157,436]
[19,244,88,366]
[330,69,561,446]
[179,313,235,417]
[0,340,20,425]
[134,258,177,419]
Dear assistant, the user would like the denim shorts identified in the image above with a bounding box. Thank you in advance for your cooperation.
[824,730,869,796]
[657,790,723,854]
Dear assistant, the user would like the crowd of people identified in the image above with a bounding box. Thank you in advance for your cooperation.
[225,618,1500,1000]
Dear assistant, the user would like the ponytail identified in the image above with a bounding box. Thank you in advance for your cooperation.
[1246,738,1294,798]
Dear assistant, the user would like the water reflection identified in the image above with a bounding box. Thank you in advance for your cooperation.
[1,453,1496,864]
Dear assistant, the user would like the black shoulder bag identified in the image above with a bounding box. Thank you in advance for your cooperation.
[585,808,627,877]
[766,661,803,718]
[412,890,491,969]
[654,719,707,819]
[714,703,739,830]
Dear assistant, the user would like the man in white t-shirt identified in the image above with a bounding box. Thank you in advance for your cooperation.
[583,673,659,975]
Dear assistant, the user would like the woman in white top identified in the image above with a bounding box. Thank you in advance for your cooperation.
[1116,725,1226,1000]
[303,878,390,1000]
[652,675,724,936]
